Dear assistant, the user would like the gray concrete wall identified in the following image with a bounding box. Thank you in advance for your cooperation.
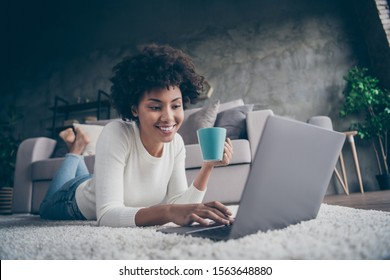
[4,0,382,193]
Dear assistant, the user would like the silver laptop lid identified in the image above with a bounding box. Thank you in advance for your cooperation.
[230,115,346,239]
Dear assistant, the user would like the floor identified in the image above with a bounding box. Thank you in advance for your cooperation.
[323,189,390,212]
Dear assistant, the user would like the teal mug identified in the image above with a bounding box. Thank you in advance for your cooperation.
[197,127,227,161]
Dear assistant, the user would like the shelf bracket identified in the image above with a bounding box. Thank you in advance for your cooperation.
[97,90,110,120]
[51,96,69,138]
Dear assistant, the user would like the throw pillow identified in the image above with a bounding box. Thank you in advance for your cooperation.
[85,119,118,126]
[214,104,254,140]
[183,98,245,121]
[178,100,220,145]
[50,136,69,158]
[218,98,245,112]
[73,123,104,156]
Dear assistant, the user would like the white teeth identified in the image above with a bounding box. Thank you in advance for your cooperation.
[159,126,174,132]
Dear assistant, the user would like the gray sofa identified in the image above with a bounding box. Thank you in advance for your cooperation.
[12,109,274,214]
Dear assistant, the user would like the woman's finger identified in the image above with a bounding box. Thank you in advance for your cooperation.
[205,201,233,217]
[225,138,233,153]
[189,213,210,226]
[199,208,231,225]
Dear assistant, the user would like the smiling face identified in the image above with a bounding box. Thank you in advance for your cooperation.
[132,86,184,157]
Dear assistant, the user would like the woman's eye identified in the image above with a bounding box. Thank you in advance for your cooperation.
[172,104,182,109]
[150,106,161,111]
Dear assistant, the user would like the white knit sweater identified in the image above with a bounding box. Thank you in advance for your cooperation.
[75,120,205,227]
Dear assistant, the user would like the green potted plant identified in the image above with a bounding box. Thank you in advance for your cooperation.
[340,66,390,190]
[0,106,23,214]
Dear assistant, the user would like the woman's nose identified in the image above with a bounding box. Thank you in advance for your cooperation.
[160,108,174,121]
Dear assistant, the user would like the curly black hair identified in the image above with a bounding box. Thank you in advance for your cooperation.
[110,44,205,121]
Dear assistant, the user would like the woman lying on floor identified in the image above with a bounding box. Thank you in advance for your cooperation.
[39,44,234,227]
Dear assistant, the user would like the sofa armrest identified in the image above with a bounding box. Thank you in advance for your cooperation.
[246,109,274,159]
[12,137,57,213]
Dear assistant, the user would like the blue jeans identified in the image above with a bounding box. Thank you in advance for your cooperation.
[39,153,91,220]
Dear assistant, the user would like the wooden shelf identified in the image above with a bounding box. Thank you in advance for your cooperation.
[49,100,111,114]
[48,90,111,137]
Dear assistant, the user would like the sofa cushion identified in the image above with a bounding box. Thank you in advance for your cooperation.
[185,139,251,169]
[178,100,220,145]
[183,98,245,120]
[214,104,254,140]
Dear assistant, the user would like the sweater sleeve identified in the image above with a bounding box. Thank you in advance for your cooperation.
[166,135,206,204]
[94,121,143,227]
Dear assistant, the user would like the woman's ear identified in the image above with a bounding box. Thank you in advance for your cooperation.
[131,105,138,117]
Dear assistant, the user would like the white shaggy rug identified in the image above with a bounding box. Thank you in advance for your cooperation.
[1,204,390,260]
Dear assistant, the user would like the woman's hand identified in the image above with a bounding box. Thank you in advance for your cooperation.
[193,138,234,191]
[203,138,234,168]
[168,201,234,226]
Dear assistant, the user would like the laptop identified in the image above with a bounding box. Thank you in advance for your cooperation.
[158,115,346,241]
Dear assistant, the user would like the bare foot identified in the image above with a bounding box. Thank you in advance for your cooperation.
[69,126,90,155]
[59,128,76,151]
